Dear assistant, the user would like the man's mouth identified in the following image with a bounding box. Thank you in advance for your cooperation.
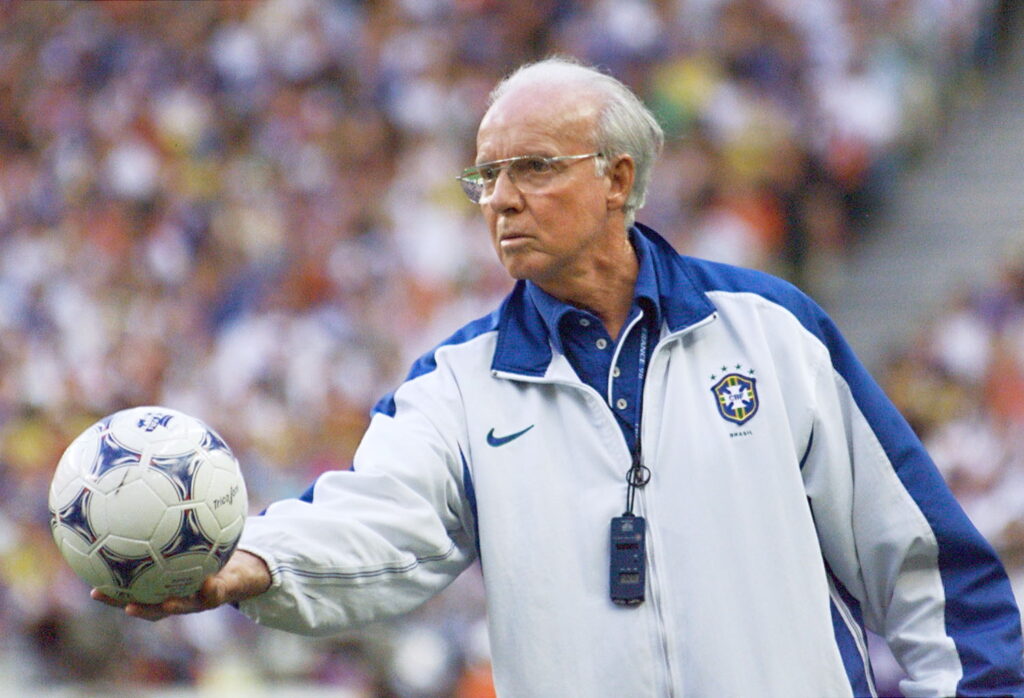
[499,232,530,248]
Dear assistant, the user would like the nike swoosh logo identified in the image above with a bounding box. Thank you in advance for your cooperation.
[486,425,534,447]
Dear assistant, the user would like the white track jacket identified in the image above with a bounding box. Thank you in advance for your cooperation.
[237,225,1024,697]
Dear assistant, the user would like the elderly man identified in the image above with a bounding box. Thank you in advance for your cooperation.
[96,58,1024,697]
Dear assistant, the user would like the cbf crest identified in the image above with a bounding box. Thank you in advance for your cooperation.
[710,368,759,425]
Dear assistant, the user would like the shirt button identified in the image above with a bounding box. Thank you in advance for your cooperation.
[579,318,591,327]
[595,338,608,349]
[612,366,621,378]
[616,398,628,409]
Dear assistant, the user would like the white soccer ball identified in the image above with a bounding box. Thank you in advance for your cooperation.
[49,406,248,604]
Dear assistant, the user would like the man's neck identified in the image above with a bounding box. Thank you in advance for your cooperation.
[536,234,639,340]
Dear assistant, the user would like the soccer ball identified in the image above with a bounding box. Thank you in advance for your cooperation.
[48,406,248,604]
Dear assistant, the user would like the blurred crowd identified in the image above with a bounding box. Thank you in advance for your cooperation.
[0,0,1014,695]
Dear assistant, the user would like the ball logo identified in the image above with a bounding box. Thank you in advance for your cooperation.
[213,484,240,510]
[138,412,174,432]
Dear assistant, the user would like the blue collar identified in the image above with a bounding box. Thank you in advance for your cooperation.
[491,224,717,376]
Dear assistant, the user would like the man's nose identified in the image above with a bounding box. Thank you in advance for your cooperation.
[485,167,524,212]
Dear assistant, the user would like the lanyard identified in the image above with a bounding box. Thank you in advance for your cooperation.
[624,321,651,516]
[611,318,652,606]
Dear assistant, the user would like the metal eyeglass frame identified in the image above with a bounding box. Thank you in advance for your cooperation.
[456,152,603,204]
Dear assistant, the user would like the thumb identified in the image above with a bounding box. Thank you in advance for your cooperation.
[198,572,230,609]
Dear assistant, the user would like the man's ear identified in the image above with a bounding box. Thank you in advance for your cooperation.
[605,154,636,213]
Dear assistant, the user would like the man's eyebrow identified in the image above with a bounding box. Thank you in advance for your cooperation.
[475,153,551,165]
[473,155,515,167]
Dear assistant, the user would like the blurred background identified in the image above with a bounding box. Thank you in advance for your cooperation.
[1,0,1022,695]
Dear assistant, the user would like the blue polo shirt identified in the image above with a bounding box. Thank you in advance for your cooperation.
[525,230,661,455]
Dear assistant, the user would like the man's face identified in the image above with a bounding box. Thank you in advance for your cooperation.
[474,84,620,288]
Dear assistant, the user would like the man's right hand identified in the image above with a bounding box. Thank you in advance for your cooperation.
[90,549,272,622]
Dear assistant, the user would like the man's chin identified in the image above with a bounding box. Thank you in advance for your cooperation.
[503,262,546,284]
[500,254,539,282]
[499,248,559,286]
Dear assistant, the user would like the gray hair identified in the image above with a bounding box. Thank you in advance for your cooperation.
[487,57,664,228]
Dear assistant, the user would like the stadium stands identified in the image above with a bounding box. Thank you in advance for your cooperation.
[0,1,1015,694]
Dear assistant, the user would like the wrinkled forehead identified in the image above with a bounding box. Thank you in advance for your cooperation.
[476,82,603,159]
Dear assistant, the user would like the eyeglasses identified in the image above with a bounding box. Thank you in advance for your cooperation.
[456,152,603,204]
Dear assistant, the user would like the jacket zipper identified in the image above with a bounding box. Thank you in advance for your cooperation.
[639,312,719,697]
[639,486,676,697]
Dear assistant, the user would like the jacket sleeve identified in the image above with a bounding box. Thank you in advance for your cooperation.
[234,362,477,636]
[801,314,1024,697]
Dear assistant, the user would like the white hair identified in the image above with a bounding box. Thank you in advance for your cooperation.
[487,57,664,228]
